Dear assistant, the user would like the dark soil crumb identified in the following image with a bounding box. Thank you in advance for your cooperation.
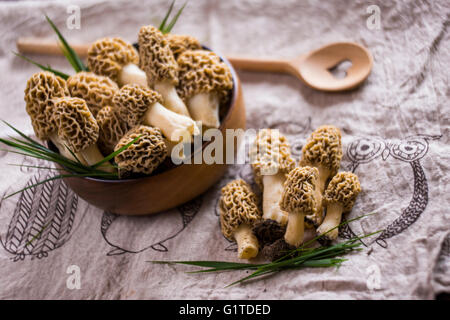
[252,219,286,247]
[261,238,296,261]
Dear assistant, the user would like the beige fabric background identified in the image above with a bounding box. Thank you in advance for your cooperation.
[0,0,449,299]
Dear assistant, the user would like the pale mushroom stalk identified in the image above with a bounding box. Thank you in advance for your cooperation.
[318,202,343,238]
[177,50,233,129]
[317,172,361,240]
[233,224,260,259]
[261,173,289,225]
[250,129,296,226]
[114,84,199,143]
[154,80,190,117]
[187,92,220,129]
[280,166,321,247]
[138,26,190,117]
[52,97,115,173]
[284,210,306,247]
[219,179,262,260]
[119,63,148,87]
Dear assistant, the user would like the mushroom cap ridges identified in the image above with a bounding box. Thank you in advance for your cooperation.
[52,97,99,153]
[219,179,262,240]
[138,25,179,85]
[113,84,162,128]
[166,33,201,59]
[301,125,342,176]
[280,166,319,216]
[67,72,119,117]
[87,37,139,83]
[177,50,233,101]
[114,125,167,177]
[324,172,361,211]
[250,129,296,189]
[24,71,68,139]
[96,106,129,155]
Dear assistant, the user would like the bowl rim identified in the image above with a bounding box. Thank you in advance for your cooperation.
[55,46,240,183]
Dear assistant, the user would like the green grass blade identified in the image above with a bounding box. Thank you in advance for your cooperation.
[58,42,80,72]
[158,0,176,32]
[13,52,70,79]
[45,15,87,72]
[162,1,187,34]
[151,260,257,269]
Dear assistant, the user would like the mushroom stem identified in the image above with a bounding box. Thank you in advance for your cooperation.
[284,212,305,247]
[233,224,259,259]
[80,144,115,173]
[316,202,344,240]
[187,92,220,128]
[143,102,199,142]
[261,173,289,226]
[316,164,331,194]
[49,133,86,164]
[118,63,148,87]
[154,80,190,117]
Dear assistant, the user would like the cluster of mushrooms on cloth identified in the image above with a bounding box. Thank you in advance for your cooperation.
[0,0,449,299]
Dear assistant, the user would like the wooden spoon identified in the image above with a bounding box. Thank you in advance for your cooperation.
[227,42,373,91]
[16,38,372,92]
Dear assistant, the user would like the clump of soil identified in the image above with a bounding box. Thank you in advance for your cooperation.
[252,219,296,261]
[252,219,285,246]
[261,238,296,261]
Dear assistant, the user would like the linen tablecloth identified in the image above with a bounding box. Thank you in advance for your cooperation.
[0,0,448,299]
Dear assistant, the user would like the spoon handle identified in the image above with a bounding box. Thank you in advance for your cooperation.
[226,55,295,75]
[17,37,89,56]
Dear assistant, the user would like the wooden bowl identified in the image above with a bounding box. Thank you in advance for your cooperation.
[56,52,245,215]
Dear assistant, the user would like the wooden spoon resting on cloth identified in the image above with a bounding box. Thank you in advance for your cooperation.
[17,38,372,92]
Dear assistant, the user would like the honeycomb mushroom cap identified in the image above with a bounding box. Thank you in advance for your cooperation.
[87,37,139,83]
[67,72,119,117]
[280,166,319,216]
[114,125,167,177]
[219,179,262,240]
[24,71,68,139]
[301,125,342,176]
[250,129,296,189]
[113,84,162,128]
[166,33,201,59]
[138,25,179,86]
[177,50,233,102]
[324,172,361,211]
[96,106,129,155]
[52,97,99,153]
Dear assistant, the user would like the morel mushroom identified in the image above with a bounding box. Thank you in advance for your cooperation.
[24,71,75,160]
[177,50,233,128]
[66,72,118,117]
[166,33,201,59]
[280,167,321,247]
[250,129,296,226]
[300,125,342,226]
[219,179,262,259]
[96,106,129,155]
[87,37,147,87]
[138,26,190,117]
[114,125,167,178]
[113,84,198,142]
[317,172,361,240]
[52,97,114,172]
